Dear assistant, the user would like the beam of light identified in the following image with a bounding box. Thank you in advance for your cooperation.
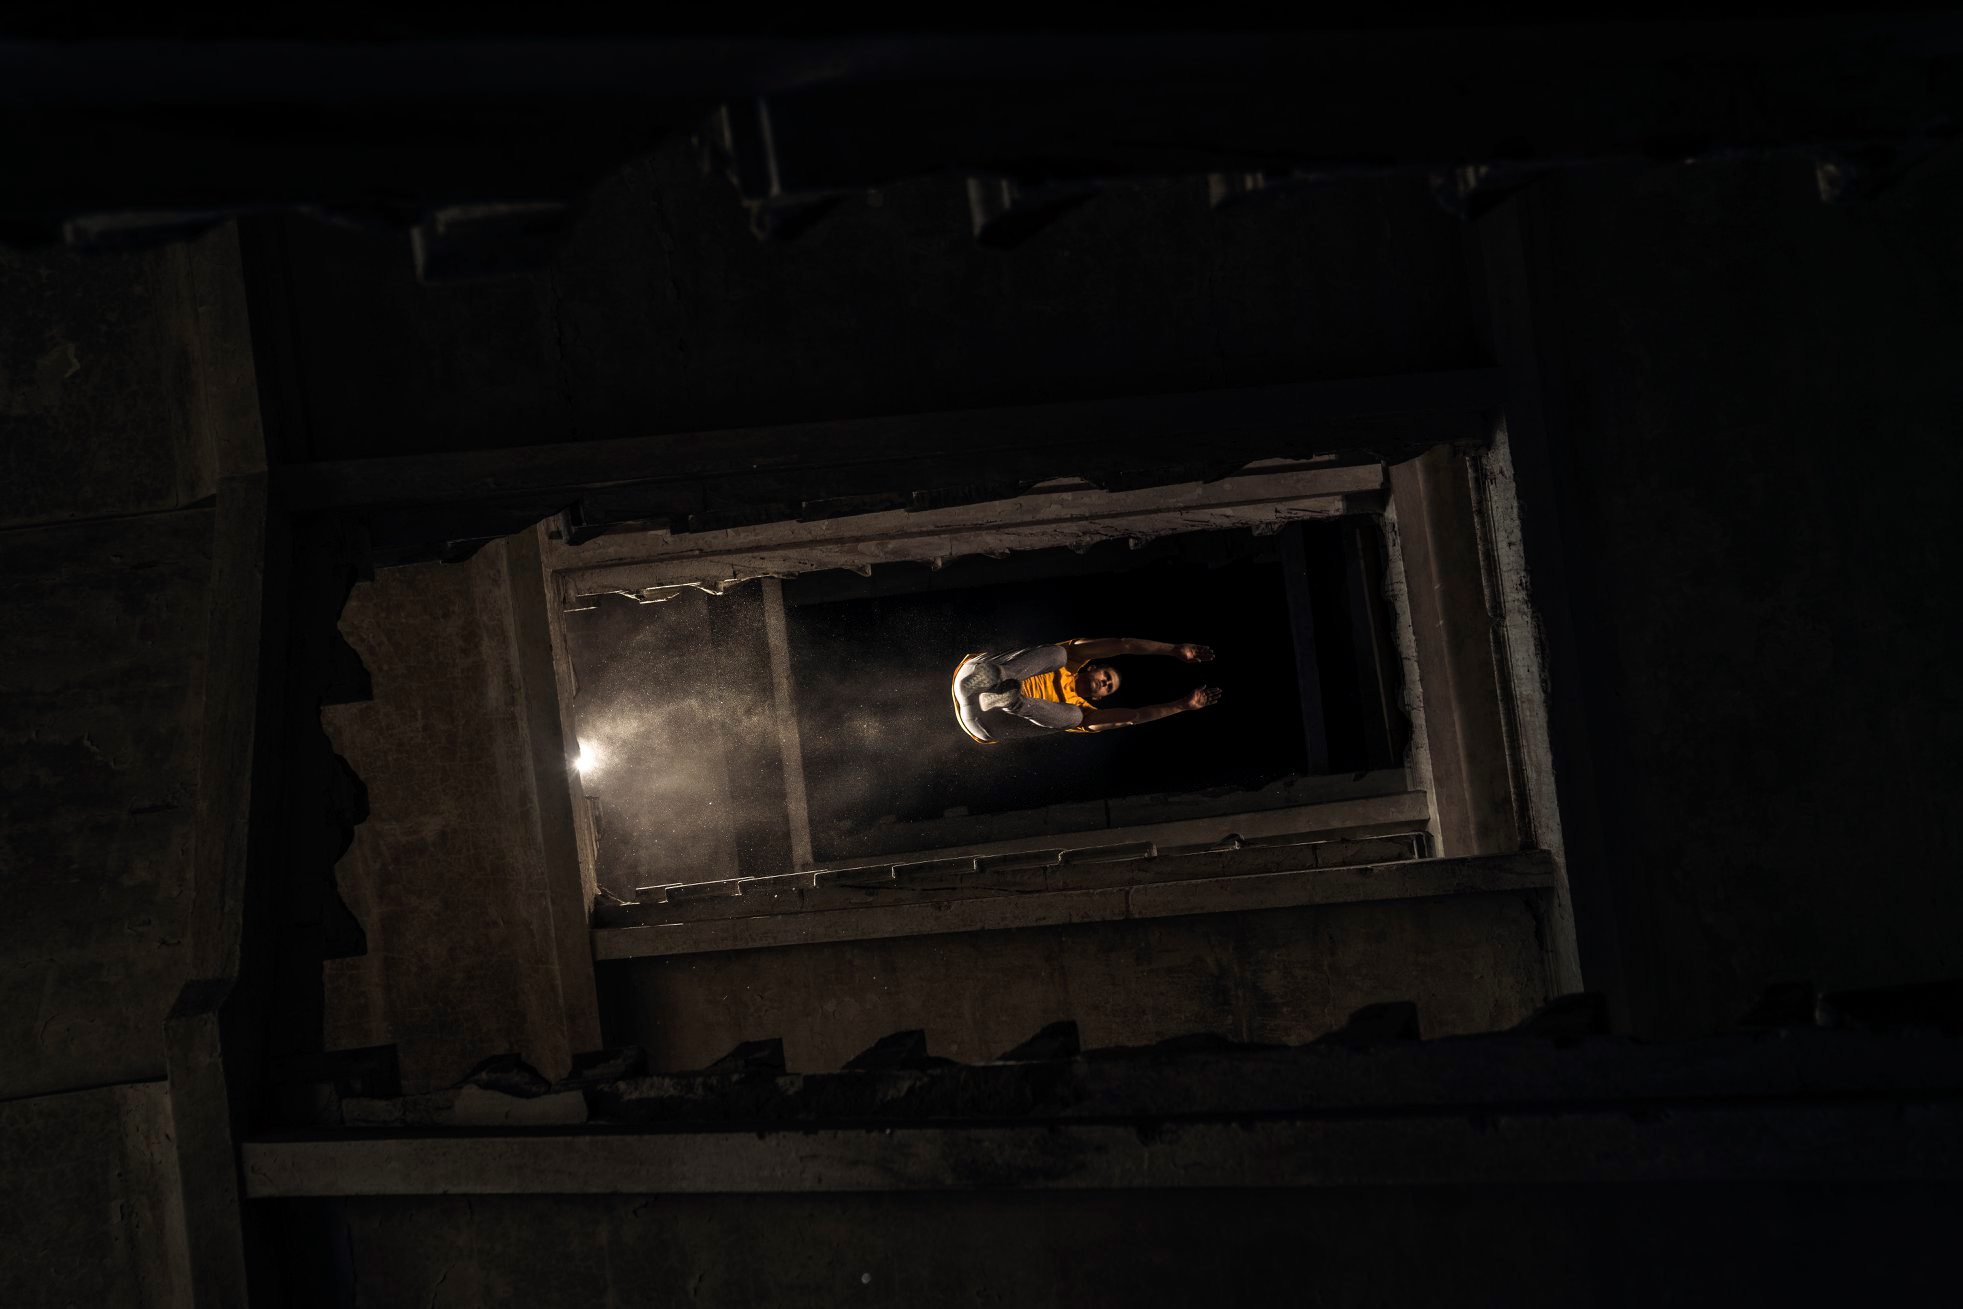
[572,743,604,777]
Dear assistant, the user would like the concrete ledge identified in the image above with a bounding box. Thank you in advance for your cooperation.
[282,370,1502,512]
[592,852,1556,961]
[817,782,1426,870]
[622,835,1421,928]
[554,461,1383,602]
[1389,445,1520,856]
[163,981,250,1306]
[241,1095,1963,1196]
[500,530,605,1068]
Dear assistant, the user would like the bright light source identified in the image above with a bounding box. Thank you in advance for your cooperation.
[572,743,603,776]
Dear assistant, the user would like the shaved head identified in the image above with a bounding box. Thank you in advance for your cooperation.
[1080,662,1120,700]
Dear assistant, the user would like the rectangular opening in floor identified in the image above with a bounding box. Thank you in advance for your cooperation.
[559,519,1405,897]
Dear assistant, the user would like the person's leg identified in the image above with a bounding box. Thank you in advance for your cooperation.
[1003,694,1083,731]
[988,644,1069,682]
[977,705,1070,740]
[952,655,997,741]
[956,645,1075,741]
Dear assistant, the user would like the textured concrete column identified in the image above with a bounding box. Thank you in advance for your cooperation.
[1389,446,1520,857]
[760,578,815,870]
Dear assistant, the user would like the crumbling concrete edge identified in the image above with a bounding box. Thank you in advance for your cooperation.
[1470,419,1583,994]
[1376,494,1441,856]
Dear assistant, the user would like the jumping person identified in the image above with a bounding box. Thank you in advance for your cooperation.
[951,638,1223,744]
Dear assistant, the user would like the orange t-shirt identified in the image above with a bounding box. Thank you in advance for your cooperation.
[1018,665,1098,733]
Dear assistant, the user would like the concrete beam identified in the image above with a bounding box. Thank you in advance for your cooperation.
[171,472,291,1306]
[1475,192,1615,1013]
[279,371,1498,513]
[626,835,1425,926]
[169,220,266,502]
[189,475,281,986]
[585,1024,1963,1123]
[240,1095,1963,1197]
[1388,445,1520,857]
[815,780,1427,869]
[535,520,606,918]
[552,461,1383,604]
[1278,522,1332,773]
[500,529,604,1063]
[163,983,253,1305]
[1339,523,1404,768]
[759,578,815,870]
[592,852,1556,960]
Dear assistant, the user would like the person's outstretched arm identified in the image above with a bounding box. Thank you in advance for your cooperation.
[1064,638,1214,665]
[1077,685,1224,732]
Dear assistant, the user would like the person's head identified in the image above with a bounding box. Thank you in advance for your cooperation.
[1079,661,1121,700]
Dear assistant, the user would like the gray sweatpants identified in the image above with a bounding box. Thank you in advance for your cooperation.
[951,644,1083,742]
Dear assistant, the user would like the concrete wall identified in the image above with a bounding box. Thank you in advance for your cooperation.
[0,1084,184,1309]
[266,141,1478,460]
[0,239,217,528]
[613,891,1551,1072]
[1536,150,1963,1036]
[0,511,211,1100]
[328,1182,1957,1308]
[0,238,228,1307]
[0,237,226,1102]
[323,544,575,1092]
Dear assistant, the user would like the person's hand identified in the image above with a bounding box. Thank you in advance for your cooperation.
[1181,686,1224,712]
[1175,644,1215,663]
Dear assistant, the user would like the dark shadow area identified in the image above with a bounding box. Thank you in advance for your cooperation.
[784,530,1311,833]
